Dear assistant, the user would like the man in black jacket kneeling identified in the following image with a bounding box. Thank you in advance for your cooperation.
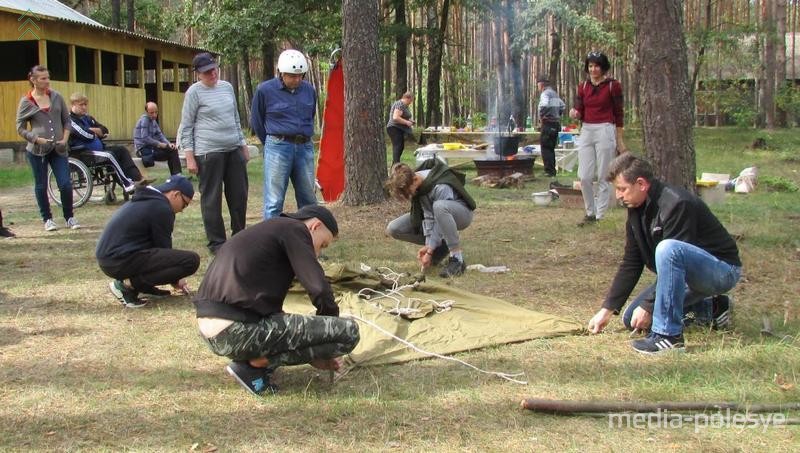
[587,153,741,354]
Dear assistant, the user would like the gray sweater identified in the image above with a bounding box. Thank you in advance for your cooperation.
[16,89,71,156]
[179,80,245,155]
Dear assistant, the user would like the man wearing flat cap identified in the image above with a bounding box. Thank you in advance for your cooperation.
[193,205,360,397]
[96,175,200,308]
[180,51,249,255]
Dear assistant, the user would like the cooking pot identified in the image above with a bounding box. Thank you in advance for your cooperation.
[492,135,521,157]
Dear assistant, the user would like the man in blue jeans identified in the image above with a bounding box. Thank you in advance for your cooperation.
[250,49,318,219]
[587,153,742,354]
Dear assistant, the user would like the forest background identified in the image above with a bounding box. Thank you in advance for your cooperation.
[71,0,800,133]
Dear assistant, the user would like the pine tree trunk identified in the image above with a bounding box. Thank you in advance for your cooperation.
[632,0,697,190]
[342,0,386,205]
[240,48,254,121]
[126,0,134,31]
[775,0,787,127]
[425,0,450,127]
[763,0,777,129]
[112,0,121,29]
[261,41,275,81]
[394,0,409,97]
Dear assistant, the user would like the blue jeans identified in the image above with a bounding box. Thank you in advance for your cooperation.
[651,239,741,336]
[622,283,713,329]
[262,136,317,219]
[27,151,73,221]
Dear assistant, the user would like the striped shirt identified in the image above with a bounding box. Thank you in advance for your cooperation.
[180,80,245,155]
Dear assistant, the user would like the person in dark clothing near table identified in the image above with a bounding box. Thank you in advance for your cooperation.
[251,49,318,219]
[96,175,200,308]
[193,205,360,396]
[68,92,145,193]
[536,77,565,178]
[587,153,741,354]
[386,91,415,165]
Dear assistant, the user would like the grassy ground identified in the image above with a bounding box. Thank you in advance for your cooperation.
[0,128,799,452]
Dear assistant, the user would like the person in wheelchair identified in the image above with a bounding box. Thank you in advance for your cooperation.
[68,93,146,193]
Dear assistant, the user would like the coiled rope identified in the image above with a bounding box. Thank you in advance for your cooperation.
[345,264,527,385]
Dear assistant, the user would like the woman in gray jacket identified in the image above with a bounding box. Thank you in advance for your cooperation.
[16,65,79,231]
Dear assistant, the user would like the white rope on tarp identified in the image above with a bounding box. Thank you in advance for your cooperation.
[356,266,455,317]
[345,264,527,385]
[343,312,528,385]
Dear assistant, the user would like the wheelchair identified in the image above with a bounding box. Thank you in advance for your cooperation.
[47,151,130,208]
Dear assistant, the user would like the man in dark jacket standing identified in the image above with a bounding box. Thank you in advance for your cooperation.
[587,154,742,354]
[193,205,359,396]
[536,77,565,178]
[96,175,200,308]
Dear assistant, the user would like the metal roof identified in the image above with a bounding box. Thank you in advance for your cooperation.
[0,0,210,53]
[0,0,103,26]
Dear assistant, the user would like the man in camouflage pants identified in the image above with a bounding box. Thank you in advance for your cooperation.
[193,205,359,396]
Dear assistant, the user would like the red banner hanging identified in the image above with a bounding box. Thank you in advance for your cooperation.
[317,59,345,202]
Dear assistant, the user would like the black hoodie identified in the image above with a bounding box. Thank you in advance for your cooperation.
[95,187,175,264]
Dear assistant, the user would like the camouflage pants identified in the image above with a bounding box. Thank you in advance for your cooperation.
[201,313,360,368]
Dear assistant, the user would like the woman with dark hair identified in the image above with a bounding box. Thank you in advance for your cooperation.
[569,51,627,226]
[386,92,415,165]
[384,160,476,278]
[16,65,80,231]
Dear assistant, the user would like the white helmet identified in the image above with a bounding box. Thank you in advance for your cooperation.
[277,49,308,74]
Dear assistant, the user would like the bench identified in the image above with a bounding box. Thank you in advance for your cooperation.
[131,145,260,173]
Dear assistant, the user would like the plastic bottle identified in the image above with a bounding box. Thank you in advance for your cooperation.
[525,116,532,131]
[507,115,517,133]
[466,114,472,132]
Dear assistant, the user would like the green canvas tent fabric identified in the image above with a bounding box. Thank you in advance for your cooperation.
[282,264,582,367]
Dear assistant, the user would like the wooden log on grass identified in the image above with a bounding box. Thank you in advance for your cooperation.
[520,398,800,414]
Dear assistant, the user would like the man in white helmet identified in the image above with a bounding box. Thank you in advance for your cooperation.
[251,49,319,219]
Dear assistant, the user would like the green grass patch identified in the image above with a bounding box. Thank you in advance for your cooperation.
[0,163,31,188]
[0,128,799,451]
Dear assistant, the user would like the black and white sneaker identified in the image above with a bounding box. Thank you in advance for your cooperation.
[711,295,733,330]
[140,286,172,299]
[430,241,450,266]
[439,256,466,278]
[631,332,685,355]
[109,280,147,308]
[225,361,278,396]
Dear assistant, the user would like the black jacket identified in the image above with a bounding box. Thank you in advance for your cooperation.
[95,187,175,263]
[192,218,338,323]
[603,179,741,313]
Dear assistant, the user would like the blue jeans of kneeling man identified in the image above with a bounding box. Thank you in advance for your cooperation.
[645,239,741,337]
[262,135,317,219]
[623,283,714,330]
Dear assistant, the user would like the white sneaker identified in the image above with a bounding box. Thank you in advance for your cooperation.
[44,218,58,231]
[66,217,81,230]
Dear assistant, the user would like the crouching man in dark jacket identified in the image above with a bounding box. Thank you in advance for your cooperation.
[193,205,360,396]
[587,153,741,354]
[96,175,200,308]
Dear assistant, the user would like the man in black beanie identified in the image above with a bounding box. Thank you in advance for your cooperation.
[192,205,360,396]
